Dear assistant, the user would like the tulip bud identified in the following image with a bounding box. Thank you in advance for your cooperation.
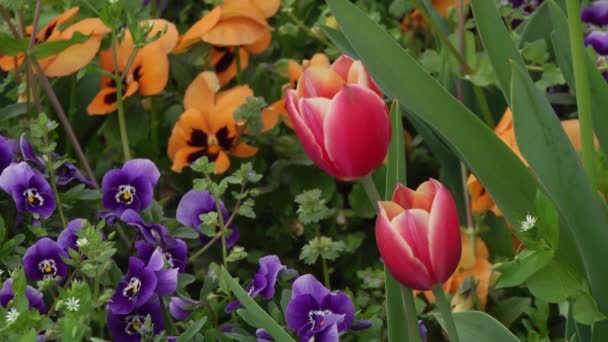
[375,179,461,290]
[285,55,390,181]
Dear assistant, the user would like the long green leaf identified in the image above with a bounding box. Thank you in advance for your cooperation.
[446,311,519,342]
[0,103,27,122]
[327,0,537,226]
[220,268,295,342]
[510,63,608,318]
[547,0,608,157]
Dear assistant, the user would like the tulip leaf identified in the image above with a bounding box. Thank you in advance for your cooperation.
[320,26,358,59]
[327,0,537,228]
[547,0,608,158]
[444,311,519,342]
[509,63,608,318]
[220,267,295,342]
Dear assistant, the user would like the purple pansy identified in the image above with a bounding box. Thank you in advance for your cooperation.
[582,0,608,26]
[57,218,87,252]
[285,274,355,342]
[585,30,608,55]
[0,278,46,313]
[20,134,45,169]
[225,255,286,313]
[169,297,197,320]
[176,190,240,248]
[419,320,427,342]
[0,162,56,219]
[0,135,16,174]
[108,248,178,315]
[102,159,160,216]
[256,329,273,342]
[121,210,170,245]
[22,238,69,282]
[135,237,187,273]
[107,295,165,342]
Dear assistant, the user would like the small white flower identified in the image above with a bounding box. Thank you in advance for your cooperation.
[76,237,89,248]
[520,214,537,232]
[6,308,19,324]
[65,297,80,312]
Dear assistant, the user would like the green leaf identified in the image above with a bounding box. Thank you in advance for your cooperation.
[0,103,27,122]
[385,101,406,196]
[177,317,207,342]
[573,293,607,325]
[32,32,89,59]
[526,260,586,303]
[220,267,295,342]
[320,26,358,59]
[494,250,553,289]
[510,63,608,316]
[446,311,519,342]
[521,39,550,65]
[327,0,537,228]
[0,33,28,55]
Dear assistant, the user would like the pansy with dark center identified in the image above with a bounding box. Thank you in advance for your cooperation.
[107,295,165,342]
[0,278,46,314]
[135,237,187,273]
[0,162,56,219]
[225,255,286,313]
[0,134,16,175]
[108,248,178,315]
[101,159,160,217]
[286,274,355,342]
[22,238,69,282]
[176,190,240,248]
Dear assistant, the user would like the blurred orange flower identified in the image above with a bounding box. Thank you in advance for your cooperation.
[0,7,109,77]
[261,53,331,131]
[174,0,280,85]
[401,0,469,32]
[167,72,258,174]
[419,231,492,311]
[87,20,178,115]
[467,108,596,215]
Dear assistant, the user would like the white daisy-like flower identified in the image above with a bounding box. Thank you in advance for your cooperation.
[6,308,19,324]
[520,214,537,232]
[65,297,80,312]
[76,237,89,248]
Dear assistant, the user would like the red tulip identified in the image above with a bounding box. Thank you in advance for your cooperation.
[285,55,390,180]
[375,179,461,290]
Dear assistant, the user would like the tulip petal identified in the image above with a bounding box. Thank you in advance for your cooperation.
[324,85,390,179]
[375,206,433,290]
[378,201,404,221]
[329,55,354,81]
[184,72,218,115]
[428,186,462,284]
[297,67,345,99]
[346,60,383,96]
[397,209,435,281]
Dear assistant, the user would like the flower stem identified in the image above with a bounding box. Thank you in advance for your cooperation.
[566,0,596,189]
[360,174,381,206]
[235,46,243,85]
[188,232,222,264]
[111,32,133,162]
[159,296,177,335]
[47,157,67,227]
[401,286,421,342]
[284,9,330,46]
[432,284,460,342]
[321,257,331,289]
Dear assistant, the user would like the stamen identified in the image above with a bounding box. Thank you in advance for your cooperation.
[124,315,145,335]
[163,252,175,268]
[115,185,136,205]
[308,310,334,331]
[122,277,142,298]
[37,259,57,279]
[23,188,44,207]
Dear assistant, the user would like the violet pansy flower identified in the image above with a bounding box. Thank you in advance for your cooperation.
[176,190,240,247]
[582,0,608,26]
[107,295,165,342]
[169,297,197,321]
[135,237,187,273]
[225,255,286,313]
[256,329,273,342]
[57,218,87,252]
[0,278,46,313]
[121,210,170,245]
[0,162,56,219]
[286,274,355,342]
[23,238,69,282]
[108,248,178,315]
[102,159,160,217]
[0,135,16,174]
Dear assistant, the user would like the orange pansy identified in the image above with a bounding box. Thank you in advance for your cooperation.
[0,7,109,77]
[418,232,492,311]
[174,0,280,85]
[261,53,331,131]
[168,72,258,174]
[401,0,469,32]
[467,108,597,216]
[87,19,178,115]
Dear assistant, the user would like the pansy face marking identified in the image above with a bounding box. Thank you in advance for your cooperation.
[115,185,136,205]
[163,252,175,268]
[38,259,57,279]
[124,315,145,335]
[23,188,44,207]
[122,277,142,299]
[308,310,334,330]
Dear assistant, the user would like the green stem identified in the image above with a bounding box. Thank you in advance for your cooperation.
[359,174,381,206]
[432,285,460,342]
[47,156,67,227]
[235,46,243,85]
[321,257,331,288]
[188,232,222,264]
[566,0,596,189]
[159,296,177,335]
[284,10,330,46]
[401,286,421,342]
[111,32,133,161]
[207,175,228,268]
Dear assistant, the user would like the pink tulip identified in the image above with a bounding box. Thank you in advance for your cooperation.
[285,55,390,180]
[375,179,462,290]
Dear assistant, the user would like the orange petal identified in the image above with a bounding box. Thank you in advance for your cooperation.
[296,67,345,99]
[262,98,289,131]
[211,47,250,86]
[36,7,80,42]
[141,19,179,53]
[244,29,271,54]
[288,60,303,84]
[171,146,206,172]
[184,72,219,115]
[0,54,22,71]
[249,0,281,18]
[131,45,169,96]
[220,1,267,25]
[305,53,331,69]
[203,18,266,46]
[86,83,138,115]
[168,108,212,159]
[231,141,258,158]
[466,174,495,214]
[45,36,102,77]
[60,17,110,36]
[213,85,254,131]
[214,150,231,174]
[174,7,222,53]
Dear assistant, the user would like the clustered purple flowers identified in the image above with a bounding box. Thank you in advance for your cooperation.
[583,1,608,66]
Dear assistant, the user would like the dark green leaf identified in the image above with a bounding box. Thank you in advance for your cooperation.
[442,311,519,342]
[177,317,208,342]
[0,103,28,122]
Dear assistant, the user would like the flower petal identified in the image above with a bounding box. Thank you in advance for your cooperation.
[174,7,222,52]
[428,185,462,284]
